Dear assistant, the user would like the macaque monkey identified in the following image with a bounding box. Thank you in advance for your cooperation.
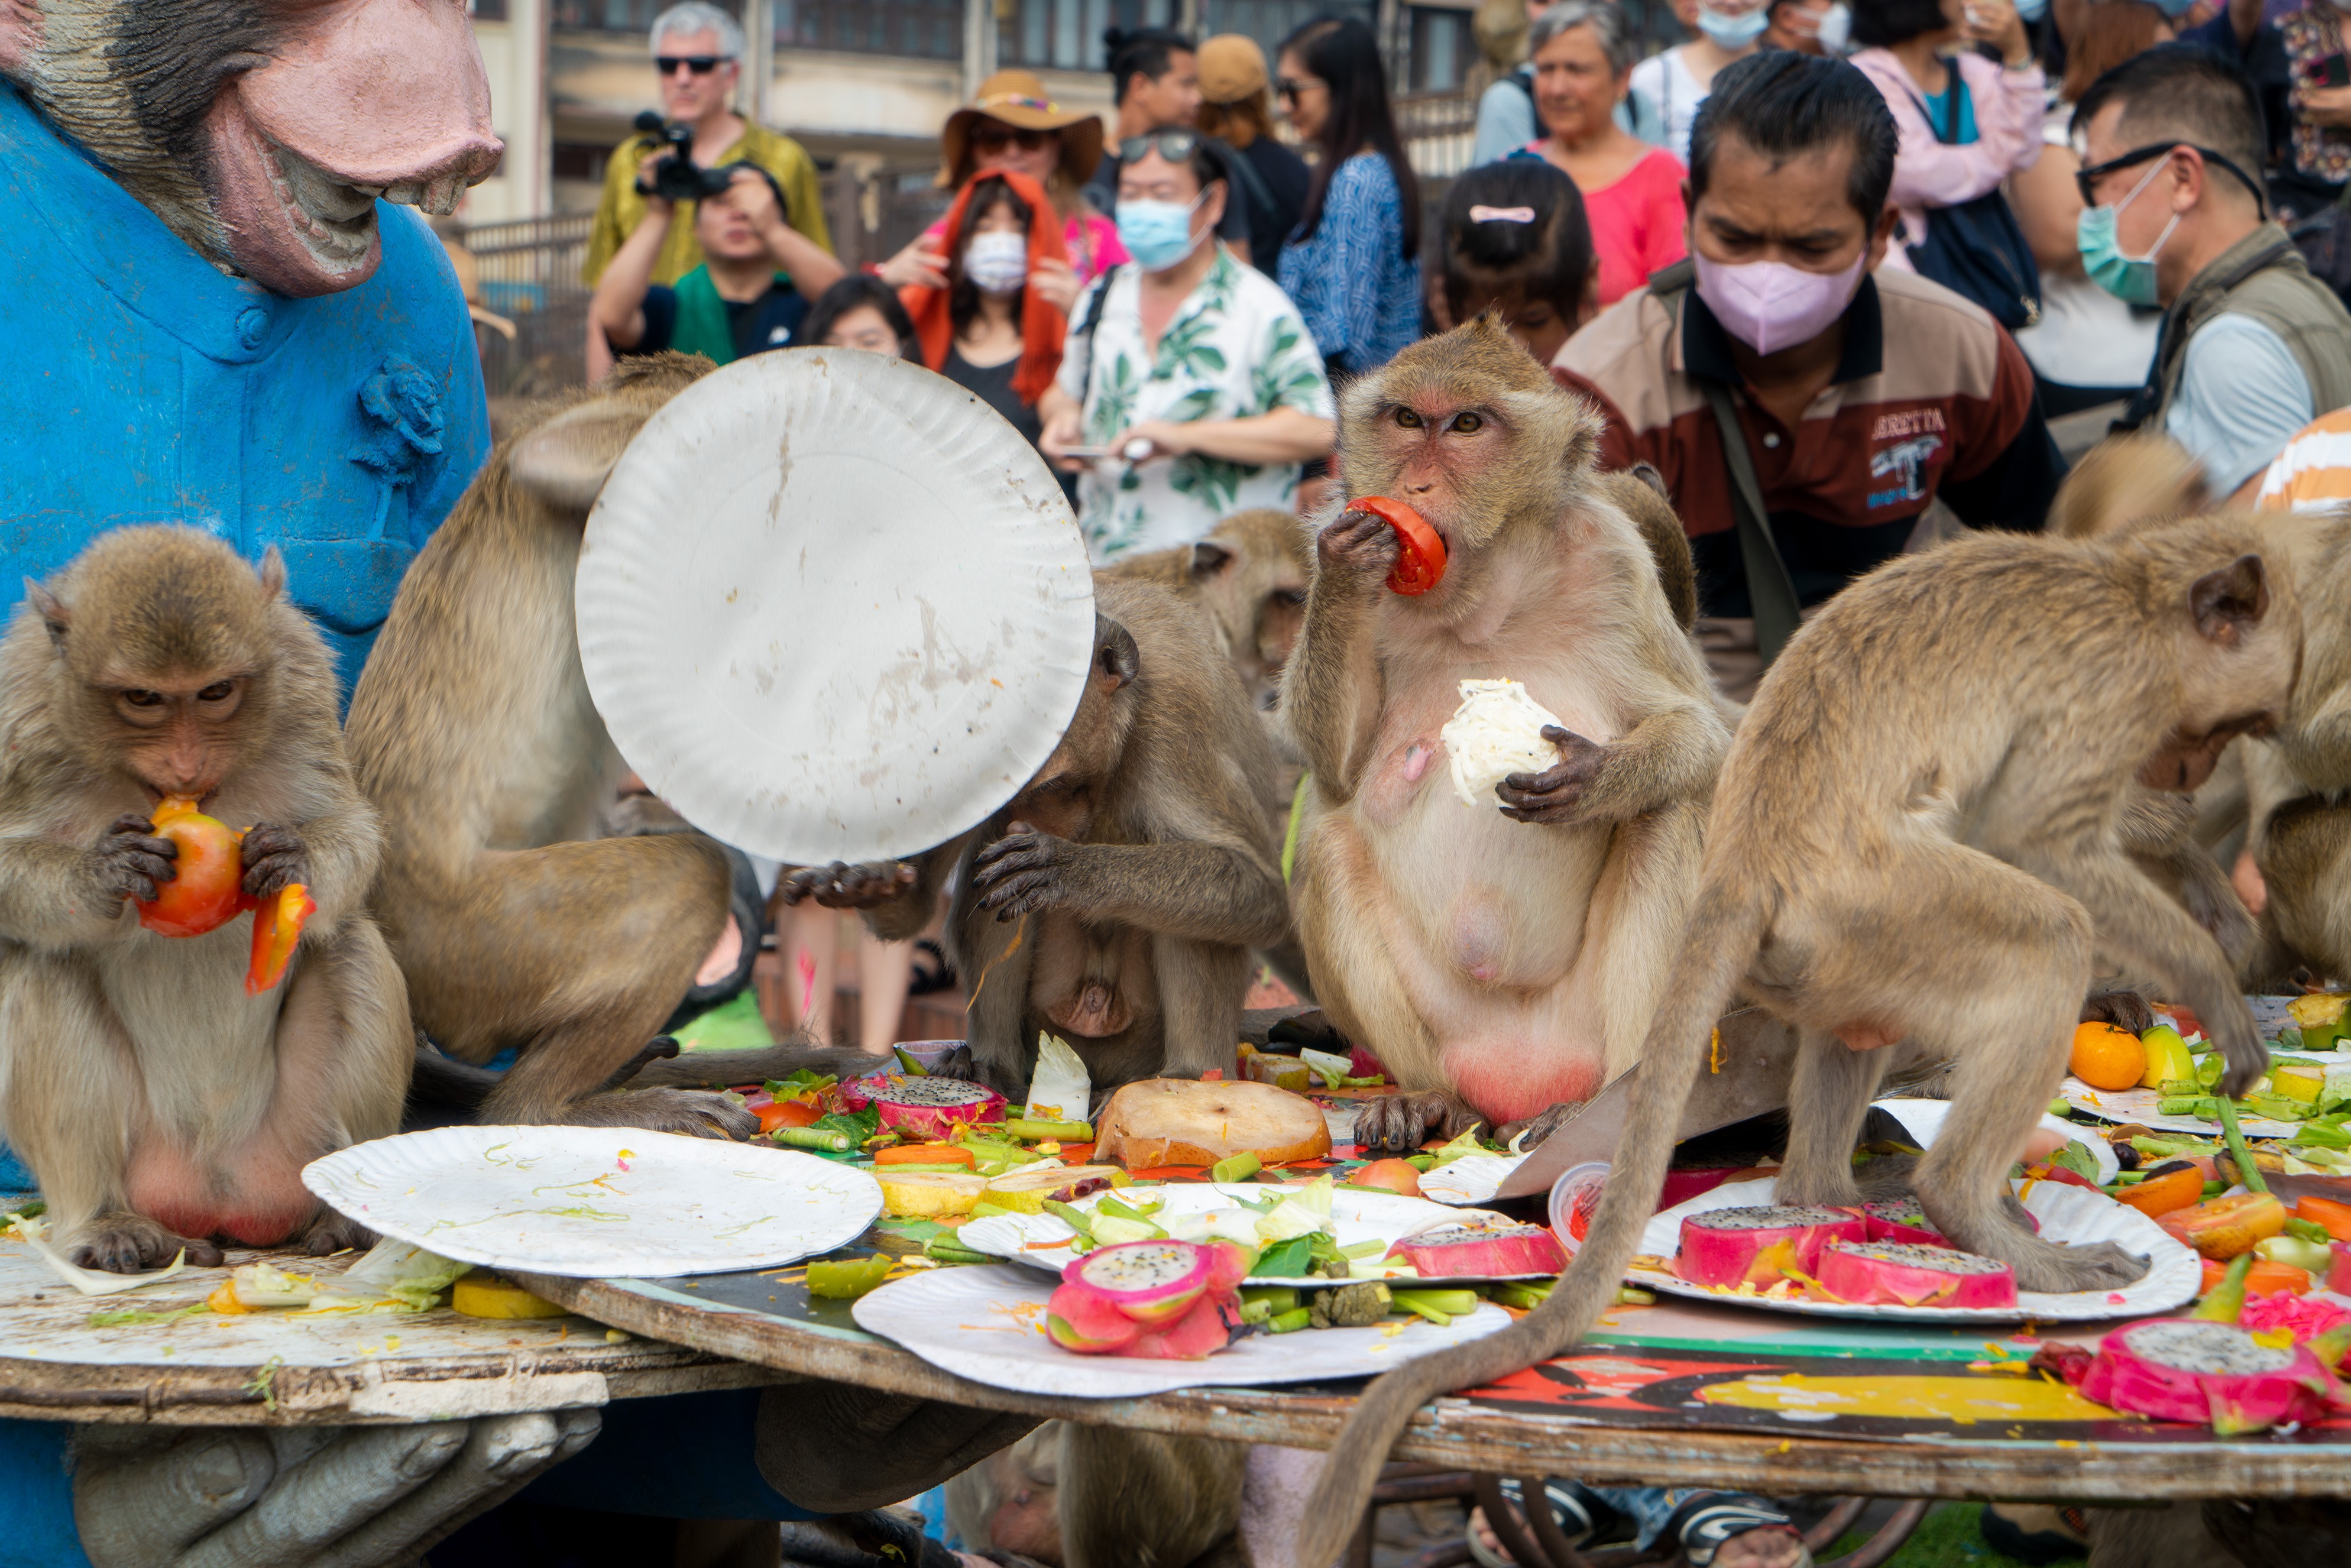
[945,1422,1250,1568]
[0,528,410,1270]
[1280,318,1731,1155]
[1285,518,2300,1568]
[643,578,1291,1102]
[344,354,753,1137]
[1106,509,1312,712]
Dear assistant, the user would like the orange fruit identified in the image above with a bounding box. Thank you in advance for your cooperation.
[2069,1021,2146,1091]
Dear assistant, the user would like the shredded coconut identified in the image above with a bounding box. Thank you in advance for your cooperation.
[1440,679,1566,809]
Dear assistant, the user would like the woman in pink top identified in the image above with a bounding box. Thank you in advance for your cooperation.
[1847,0,2044,275]
[1515,1,1687,306]
[878,69,1129,314]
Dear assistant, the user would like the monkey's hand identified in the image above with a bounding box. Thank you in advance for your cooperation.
[971,824,1075,922]
[92,814,177,903]
[781,860,918,909]
[1497,727,1611,825]
[238,822,311,901]
[2212,1000,2271,1100]
[1352,1090,1484,1156]
[1315,507,1400,597]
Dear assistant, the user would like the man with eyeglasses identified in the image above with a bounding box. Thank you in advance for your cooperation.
[584,1,831,291]
[2075,45,2351,504]
[1082,25,1254,263]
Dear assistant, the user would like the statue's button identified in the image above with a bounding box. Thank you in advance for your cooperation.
[235,307,269,350]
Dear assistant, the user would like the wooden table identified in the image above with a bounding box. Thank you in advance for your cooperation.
[0,1236,776,1427]
[515,1232,2351,1506]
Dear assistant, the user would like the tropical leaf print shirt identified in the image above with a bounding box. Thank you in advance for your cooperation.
[1060,245,1336,562]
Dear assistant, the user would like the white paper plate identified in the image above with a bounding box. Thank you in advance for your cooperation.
[852,1262,1513,1397]
[2057,1068,2327,1139]
[576,348,1097,865]
[304,1127,881,1278]
[1624,1175,2198,1323]
[1419,1154,1523,1206]
[957,1183,1559,1283]
[1873,1098,2120,1184]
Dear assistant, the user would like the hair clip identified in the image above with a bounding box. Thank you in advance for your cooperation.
[1468,205,1538,224]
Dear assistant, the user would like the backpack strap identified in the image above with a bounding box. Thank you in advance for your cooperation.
[1648,263,1804,665]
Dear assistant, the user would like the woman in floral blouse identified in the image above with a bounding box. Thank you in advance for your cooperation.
[1040,131,1337,563]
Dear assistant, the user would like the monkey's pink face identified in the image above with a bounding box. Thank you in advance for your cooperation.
[1365,399,1513,571]
[105,673,249,800]
[200,0,501,295]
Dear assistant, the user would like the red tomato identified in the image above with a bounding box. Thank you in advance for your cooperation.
[1345,497,1448,595]
[137,795,244,938]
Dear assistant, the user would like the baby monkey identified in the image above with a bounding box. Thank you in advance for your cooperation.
[1285,517,2298,1568]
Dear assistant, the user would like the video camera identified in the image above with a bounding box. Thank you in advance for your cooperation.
[632,111,737,203]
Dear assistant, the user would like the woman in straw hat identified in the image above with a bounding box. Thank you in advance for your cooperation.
[878,70,1128,316]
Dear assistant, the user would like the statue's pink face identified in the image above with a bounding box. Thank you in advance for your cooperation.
[1,0,503,297]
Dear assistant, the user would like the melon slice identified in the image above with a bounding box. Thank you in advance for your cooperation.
[840,1074,1008,1141]
[1675,1205,1864,1289]
[1092,1078,1332,1168]
[1815,1240,2018,1309]
[979,1164,1127,1214]
[1387,1222,1566,1278]
[877,1170,989,1219]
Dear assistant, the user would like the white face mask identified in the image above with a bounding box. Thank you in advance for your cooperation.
[963,231,1029,294]
[1815,3,1852,53]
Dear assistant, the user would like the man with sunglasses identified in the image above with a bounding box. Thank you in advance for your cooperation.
[584,2,831,291]
[2076,46,2351,503]
[1082,26,1255,262]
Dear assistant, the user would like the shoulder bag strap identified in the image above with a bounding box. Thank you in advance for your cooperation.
[1697,377,1803,667]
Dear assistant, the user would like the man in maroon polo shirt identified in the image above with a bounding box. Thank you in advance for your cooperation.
[1553,50,2065,702]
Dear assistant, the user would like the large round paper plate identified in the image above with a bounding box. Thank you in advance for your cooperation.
[851,1262,1513,1398]
[303,1127,882,1278]
[1625,1175,2197,1324]
[576,349,1096,864]
[957,1183,1559,1283]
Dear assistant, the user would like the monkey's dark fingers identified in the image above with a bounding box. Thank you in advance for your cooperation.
[107,811,172,844]
[241,853,310,899]
[972,841,1054,887]
[980,879,1057,921]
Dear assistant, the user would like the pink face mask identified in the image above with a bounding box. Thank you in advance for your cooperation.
[1692,250,1869,357]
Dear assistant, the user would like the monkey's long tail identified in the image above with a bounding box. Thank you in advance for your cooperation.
[1284,886,1770,1568]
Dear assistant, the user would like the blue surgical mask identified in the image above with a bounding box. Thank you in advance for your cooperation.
[2014,0,2049,17]
[1115,195,1207,272]
[2149,0,2198,15]
[2077,159,2180,307]
[1697,4,1771,47]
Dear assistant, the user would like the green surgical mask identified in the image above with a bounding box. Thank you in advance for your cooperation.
[2077,160,2180,307]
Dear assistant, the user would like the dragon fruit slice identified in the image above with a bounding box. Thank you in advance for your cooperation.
[1861,1200,1945,1247]
[1123,1290,1242,1359]
[1387,1222,1567,1278]
[1676,1205,1865,1289]
[1061,1240,1219,1324]
[2081,1318,2344,1435]
[1815,1240,2018,1310]
[1045,1282,1142,1352]
[839,1074,1007,1141]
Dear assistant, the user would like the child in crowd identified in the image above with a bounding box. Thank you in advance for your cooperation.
[1439,158,1598,366]
[801,275,921,358]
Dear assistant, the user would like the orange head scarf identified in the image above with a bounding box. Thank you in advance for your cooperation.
[901,169,1070,406]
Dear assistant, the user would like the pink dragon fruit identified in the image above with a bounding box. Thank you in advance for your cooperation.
[2080,1318,2346,1435]
[1675,1205,1865,1289]
[1047,1240,1251,1358]
[838,1074,1006,1141]
[1815,1240,2019,1310]
[1861,1199,1944,1247]
[1387,1222,1568,1278]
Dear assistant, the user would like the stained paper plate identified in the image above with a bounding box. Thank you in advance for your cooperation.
[1419,1155,1524,1206]
[957,1182,1559,1283]
[303,1127,881,1278]
[851,1262,1513,1398]
[1625,1175,2198,1324]
[2057,1065,2336,1139]
[575,348,1096,865]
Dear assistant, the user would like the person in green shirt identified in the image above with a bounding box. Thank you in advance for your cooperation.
[583,1,831,287]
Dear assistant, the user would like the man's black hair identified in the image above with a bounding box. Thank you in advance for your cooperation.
[705,161,789,225]
[2071,44,2267,197]
[1440,160,1593,322]
[801,276,918,358]
[1689,52,1899,225]
[1847,0,1953,51]
[1105,25,1195,105]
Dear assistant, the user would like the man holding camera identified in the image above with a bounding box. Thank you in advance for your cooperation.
[584,1,831,289]
[587,160,845,379]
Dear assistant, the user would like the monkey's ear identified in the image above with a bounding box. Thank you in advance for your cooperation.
[508,402,650,512]
[22,579,67,651]
[0,1,34,74]
[1189,540,1235,581]
[257,546,287,602]
[1094,616,1141,690]
[2190,553,2271,645]
[1625,462,1671,504]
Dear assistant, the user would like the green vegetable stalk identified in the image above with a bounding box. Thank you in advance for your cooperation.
[1003,1119,1093,1142]
[1268,1306,1313,1333]
[770,1126,853,1152]
[2191,1254,2252,1323]
[2216,1098,2268,1196]
[1210,1151,1262,1184]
